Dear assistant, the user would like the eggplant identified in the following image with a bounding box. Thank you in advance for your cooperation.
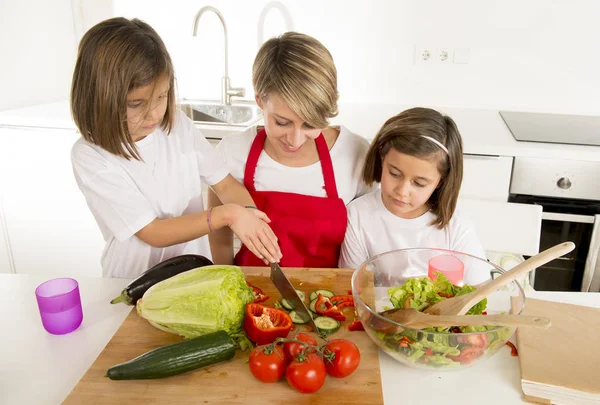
[110,254,213,305]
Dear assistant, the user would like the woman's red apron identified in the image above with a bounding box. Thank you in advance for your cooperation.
[234,129,347,268]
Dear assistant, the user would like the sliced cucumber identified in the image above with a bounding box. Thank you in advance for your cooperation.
[309,289,335,301]
[282,290,306,310]
[309,298,318,314]
[281,298,295,311]
[314,316,341,335]
[288,310,308,324]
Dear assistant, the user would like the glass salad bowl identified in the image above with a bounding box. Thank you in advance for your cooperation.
[351,248,525,370]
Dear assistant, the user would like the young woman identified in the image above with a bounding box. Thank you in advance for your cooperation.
[209,32,371,267]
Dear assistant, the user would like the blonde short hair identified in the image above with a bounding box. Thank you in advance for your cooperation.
[363,107,464,229]
[71,17,176,160]
[252,32,338,128]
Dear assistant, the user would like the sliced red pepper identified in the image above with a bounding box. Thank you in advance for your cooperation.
[425,348,434,356]
[246,281,269,303]
[243,303,293,345]
[348,319,365,331]
[438,292,455,298]
[330,295,354,305]
[506,341,518,357]
[315,293,346,321]
[482,311,487,315]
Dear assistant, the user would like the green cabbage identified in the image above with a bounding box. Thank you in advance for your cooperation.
[136,265,254,339]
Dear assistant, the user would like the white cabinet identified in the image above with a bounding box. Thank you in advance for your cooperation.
[460,155,513,202]
[0,126,104,278]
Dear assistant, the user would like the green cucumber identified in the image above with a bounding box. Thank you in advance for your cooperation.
[289,310,309,324]
[105,330,235,380]
[309,298,318,314]
[281,290,306,311]
[281,298,295,311]
[309,289,334,301]
[314,316,341,335]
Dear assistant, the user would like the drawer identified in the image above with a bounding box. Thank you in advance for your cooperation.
[460,155,513,202]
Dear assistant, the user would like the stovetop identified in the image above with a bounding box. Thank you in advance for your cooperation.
[499,111,600,147]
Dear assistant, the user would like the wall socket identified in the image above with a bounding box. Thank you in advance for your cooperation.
[415,46,467,65]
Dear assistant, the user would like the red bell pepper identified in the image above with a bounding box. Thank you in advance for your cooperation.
[243,303,293,345]
[315,293,346,321]
[348,319,365,331]
[329,295,354,309]
[246,281,269,303]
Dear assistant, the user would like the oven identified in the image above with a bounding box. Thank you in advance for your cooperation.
[508,157,600,292]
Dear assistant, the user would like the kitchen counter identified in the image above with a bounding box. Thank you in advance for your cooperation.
[1,273,598,405]
[1,100,600,162]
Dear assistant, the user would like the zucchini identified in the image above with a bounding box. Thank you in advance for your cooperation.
[309,289,334,301]
[105,330,235,380]
[314,316,341,335]
[110,254,213,305]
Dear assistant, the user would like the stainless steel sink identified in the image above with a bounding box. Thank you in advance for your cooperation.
[179,99,262,127]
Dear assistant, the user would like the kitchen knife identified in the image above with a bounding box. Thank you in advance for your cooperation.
[270,263,318,332]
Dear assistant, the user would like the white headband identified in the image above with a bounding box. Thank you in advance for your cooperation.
[421,136,449,155]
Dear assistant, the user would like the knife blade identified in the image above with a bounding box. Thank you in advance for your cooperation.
[270,263,319,332]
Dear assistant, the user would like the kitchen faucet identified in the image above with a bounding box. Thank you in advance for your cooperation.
[192,6,245,105]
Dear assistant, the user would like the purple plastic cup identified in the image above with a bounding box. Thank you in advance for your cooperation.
[35,278,83,335]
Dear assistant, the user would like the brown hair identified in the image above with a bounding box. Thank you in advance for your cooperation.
[363,107,464,229]
[252,32,338,129]
[70,17,176,160]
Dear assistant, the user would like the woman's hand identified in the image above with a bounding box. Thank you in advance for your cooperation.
[226,204,281,264]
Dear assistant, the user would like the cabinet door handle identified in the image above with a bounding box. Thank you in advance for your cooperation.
[541,212,595,224]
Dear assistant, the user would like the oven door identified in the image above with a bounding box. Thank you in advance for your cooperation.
[509,195,600,292]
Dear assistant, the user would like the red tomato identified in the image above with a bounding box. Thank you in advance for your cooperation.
[248,345,287,383]
[286,353,326,393]
[283,333,318,363]
[448,347,485,365]
[458,333,489,349]
[323,339,361,378]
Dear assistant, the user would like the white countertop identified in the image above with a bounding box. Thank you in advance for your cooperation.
[1,100,599,162]
[1,273,598,405]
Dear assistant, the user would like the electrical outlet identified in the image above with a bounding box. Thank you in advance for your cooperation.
[415,46,432,64]
[437,48,453,63]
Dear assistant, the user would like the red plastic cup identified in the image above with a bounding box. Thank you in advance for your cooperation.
[428,255,465,285]
[35,278,83,335]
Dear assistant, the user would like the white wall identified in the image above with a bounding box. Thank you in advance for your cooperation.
[0,0,76,111]
[111,0,600,116]
[0,0,113,112]
[3,0,599,115]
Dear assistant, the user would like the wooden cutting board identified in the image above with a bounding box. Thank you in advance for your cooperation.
[514,297,600,404]
[64,267,383,404]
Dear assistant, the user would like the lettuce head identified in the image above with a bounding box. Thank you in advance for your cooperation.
[136,265,254,339]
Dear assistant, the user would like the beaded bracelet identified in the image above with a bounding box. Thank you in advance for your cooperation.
[207,207,214,232]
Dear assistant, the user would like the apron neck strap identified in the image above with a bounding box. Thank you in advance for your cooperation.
[243,128,339,199]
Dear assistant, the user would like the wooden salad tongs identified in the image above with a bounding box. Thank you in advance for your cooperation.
[423,241,575,316]
[380,307,551,329]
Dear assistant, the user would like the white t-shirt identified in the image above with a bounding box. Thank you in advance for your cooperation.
[71,110,229,278]
[339,189,489,285]
[215,126,372,205]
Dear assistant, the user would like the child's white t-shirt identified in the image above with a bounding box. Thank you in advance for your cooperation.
[215,126,372,205]
[339,189,489,285]
[71,110,229,278]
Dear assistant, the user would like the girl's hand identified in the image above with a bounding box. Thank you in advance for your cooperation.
[228,205,282,264]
